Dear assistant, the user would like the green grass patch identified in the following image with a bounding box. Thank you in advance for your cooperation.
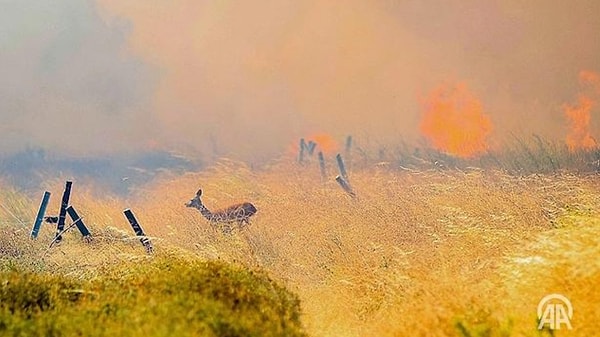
[0,257,306,337]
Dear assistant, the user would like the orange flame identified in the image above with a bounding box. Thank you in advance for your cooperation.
[286,133,339,158]
[419,83,493,158]
[308,133,339,155]
[564,71,599,152]
[579,70,600,89]
[564,95,596,152]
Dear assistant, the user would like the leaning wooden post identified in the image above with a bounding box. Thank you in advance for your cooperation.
[31,191,51,239]
[336,153,349,181]
[335,175,356,198]
[318,151,327,182]
[345,135,353,169]
[345,135,353,154]
[66,206,92,241]
[307,140,317,155]
[123,209,153,254]
[298,138,306,163]
[55,181,72,242]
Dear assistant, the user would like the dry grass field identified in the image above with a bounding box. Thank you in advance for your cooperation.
[3,2,599,336]
[2,156,600,336]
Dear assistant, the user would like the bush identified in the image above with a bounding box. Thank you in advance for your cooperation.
[0,257,306,337]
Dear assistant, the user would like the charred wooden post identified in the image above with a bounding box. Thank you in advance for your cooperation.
[298,138,306,163]
[307,140,317,155]
[123,209,154,254]
[318,151,327,182]
[66,206,92,241]
[336,153,349,181]
[55,181,72,242]
[31,191,51,239]
[299,138,318,163]
[345,135,352,155]
[335,175,356,198]
[345,135,353,169]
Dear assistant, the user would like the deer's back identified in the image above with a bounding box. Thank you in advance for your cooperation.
[211,202,257,223]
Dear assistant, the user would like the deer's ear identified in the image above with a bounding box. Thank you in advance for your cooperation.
[196,189,202,197]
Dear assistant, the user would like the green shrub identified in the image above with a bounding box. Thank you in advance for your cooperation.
[0,257,306,337]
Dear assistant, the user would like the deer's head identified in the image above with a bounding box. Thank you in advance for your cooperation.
[185,189,203,208]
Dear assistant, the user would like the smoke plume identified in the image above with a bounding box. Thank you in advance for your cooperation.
[0,0,157,156]
[2,1,600,162]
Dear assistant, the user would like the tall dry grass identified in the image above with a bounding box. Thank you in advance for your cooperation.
[2,158,600,336]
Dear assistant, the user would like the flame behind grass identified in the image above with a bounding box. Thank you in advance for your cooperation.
[420,83,493,158]
[565,70,600,152]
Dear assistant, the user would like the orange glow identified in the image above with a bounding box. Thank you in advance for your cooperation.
[564,71,599,152]
[579,70,600,88]
[308,133,339,155]
[565,95,596,152]
[285,133,339,158]
[419,83,493,158]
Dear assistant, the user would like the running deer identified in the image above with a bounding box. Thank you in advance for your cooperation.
[185,189,257,233]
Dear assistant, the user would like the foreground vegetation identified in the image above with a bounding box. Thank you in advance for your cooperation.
[1,149,600,336]
[0,253,305,337]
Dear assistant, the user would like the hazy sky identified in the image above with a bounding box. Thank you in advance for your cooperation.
[2,1,599,161]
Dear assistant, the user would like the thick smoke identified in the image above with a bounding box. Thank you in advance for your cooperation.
[0,0,156,156]
[3,1,600,162]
